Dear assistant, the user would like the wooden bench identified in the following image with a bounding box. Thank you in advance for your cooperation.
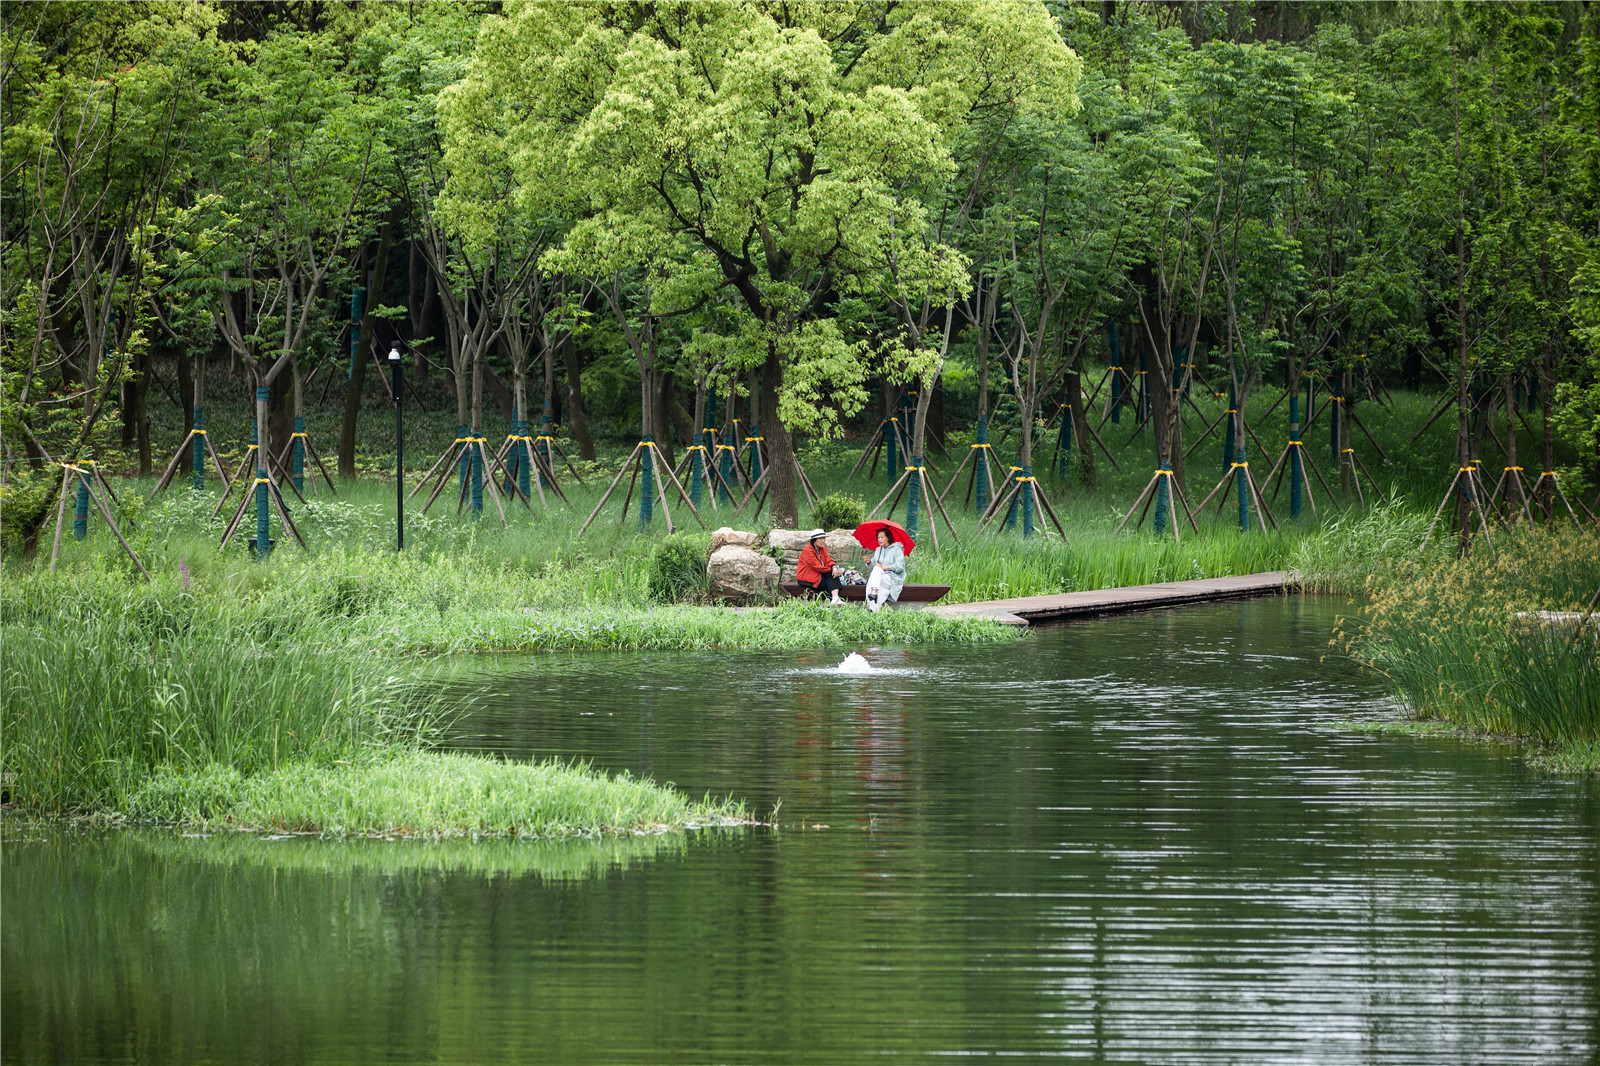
[780,582,951,604]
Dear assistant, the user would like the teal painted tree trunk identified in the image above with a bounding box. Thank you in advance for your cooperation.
[973,418,991,513]
[292,415,305,493]
[191,408,206,491]
[254,388,270,559]
[1289,396,1303,520]
[1152,460,1171,535]
[1021,464,1035,538]
[904,454,923,537]
[639,434,655,528]
[1235,445,1251,532]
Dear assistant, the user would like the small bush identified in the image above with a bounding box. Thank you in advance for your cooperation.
[0,467,55,555]
[811,492,864,531]
[647,531,711,602]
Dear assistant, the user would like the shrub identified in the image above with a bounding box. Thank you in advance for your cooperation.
[810,492,864,531]
[647,530,711,602]
[0,467,55,556]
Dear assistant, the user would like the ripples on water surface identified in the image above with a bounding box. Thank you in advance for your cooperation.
[5,596,1597,1064]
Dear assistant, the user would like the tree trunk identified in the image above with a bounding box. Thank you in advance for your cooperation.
[408,238,434,381]
[1541,336,1555,520]
[340,217,394,479]
[542,332,555,423]
[562,330,593,459]
[761,342,799,527]
[133,347,151,476]
[176,348,194,438]
[121,374,136,449]
[269,368,292,464]
[1067,368,1095,491]
[481,350,516,424]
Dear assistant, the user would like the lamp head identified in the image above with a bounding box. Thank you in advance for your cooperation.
[388,344,401,362]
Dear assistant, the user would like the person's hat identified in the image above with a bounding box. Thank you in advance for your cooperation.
[807,528,826,541]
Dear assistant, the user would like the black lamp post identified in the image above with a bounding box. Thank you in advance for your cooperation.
[389,343,404,551]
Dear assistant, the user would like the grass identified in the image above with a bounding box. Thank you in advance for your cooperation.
[122,750,751,838]
[1338,527,1600,771]
[5,368,1596,823]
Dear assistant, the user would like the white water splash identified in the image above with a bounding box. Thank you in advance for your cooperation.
[837,652,874,674]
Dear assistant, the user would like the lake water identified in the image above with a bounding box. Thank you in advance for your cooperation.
[5,596,1597,1064]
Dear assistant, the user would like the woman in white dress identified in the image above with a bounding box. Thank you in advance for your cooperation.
[864,528,905,612]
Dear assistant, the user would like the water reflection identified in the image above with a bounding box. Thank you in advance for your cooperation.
[5,597,1597,1064]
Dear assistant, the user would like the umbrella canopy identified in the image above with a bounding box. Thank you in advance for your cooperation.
[853,519,916,555]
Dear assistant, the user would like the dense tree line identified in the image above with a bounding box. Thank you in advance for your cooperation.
[4,0,1598,529]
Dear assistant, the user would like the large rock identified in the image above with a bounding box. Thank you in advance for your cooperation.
[707,544,778,600]
[825,529,864,568]
[766,528,814,555]
[711,527,761,551]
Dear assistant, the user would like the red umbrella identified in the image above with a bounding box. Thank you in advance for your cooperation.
[852,519,916,555]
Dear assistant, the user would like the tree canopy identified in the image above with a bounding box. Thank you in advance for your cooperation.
[3,0,1598,524]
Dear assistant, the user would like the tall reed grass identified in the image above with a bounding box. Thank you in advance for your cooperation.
[1342,528,1600,752]
[0,565,426,812]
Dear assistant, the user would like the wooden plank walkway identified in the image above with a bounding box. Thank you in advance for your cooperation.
[927,570,1299,627]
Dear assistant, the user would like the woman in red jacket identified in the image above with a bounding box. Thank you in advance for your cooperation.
[795,529,845,605]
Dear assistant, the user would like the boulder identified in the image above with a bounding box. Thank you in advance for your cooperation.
[825,529,864,567]
[711,527,761,551]
[707,544,778,600]
[766,528,814,555]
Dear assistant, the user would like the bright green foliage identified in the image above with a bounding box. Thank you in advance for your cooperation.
[444,1,1080,447]
[124,750,750,837]
[647,530,711,602]
[810,492,865,531]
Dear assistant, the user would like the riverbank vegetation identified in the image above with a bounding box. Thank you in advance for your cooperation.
[0,563,755,832]
[6,0,1600,824]
[1341,529,1600,772]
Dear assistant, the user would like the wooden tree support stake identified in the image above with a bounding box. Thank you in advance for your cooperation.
[1418,465,1498,557]
[577,441,708,537]
[272,431,338,496]
[148,428,233,501]
[976,472,1069,541]
[1114,466,1199,540]
[1261,440,1331,516]
[48,464,151,578]
[1525,471,1596,530]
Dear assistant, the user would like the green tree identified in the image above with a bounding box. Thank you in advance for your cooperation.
[446,0,1079,526]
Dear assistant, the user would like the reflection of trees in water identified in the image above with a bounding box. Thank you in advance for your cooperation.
[2,827,716,1062]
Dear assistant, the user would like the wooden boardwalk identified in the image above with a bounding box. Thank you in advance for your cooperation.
[927,570,1299,627]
